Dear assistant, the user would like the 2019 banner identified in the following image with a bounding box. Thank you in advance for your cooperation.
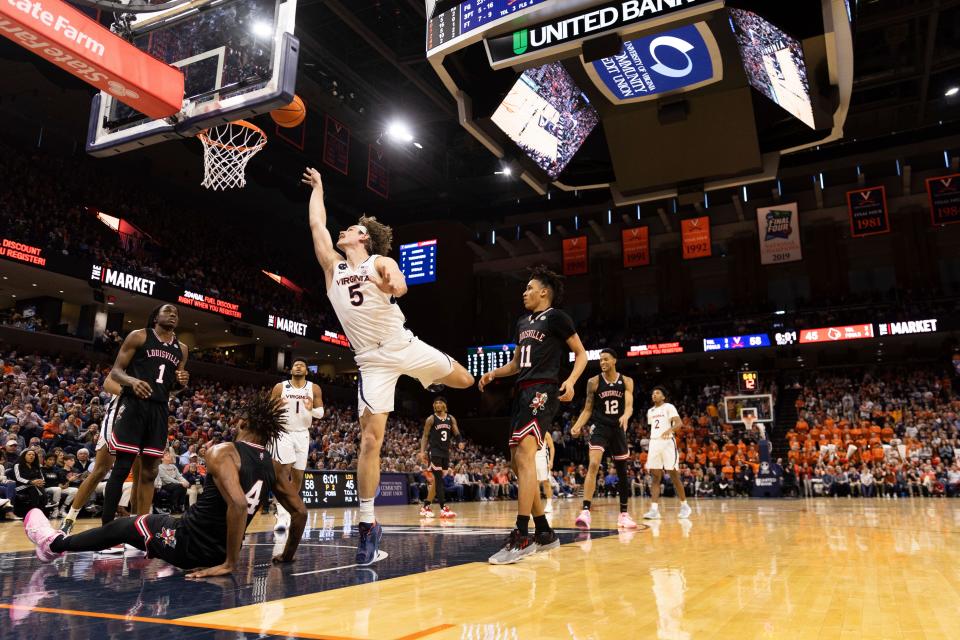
[756,202,802,264]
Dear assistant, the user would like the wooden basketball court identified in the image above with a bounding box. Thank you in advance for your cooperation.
[1,498,957,639]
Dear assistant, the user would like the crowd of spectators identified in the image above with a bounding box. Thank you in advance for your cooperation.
[783,368,960,498]
[0,142,334,332]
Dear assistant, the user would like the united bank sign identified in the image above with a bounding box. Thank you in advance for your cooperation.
[486,0,719,67]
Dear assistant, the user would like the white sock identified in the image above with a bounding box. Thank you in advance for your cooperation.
[359,498,375,524]
[66,507,81,521]
[651,502,659,510]
[681,501,688,506]
[276,501,289,518]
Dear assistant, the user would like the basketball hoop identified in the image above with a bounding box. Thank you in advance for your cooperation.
[197,120,267,190]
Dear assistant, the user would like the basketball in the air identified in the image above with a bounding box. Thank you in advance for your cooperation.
[271,95,306,128]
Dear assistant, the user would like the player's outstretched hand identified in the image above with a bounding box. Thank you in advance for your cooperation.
[478,372,496,392]
[558,379,575,402]
[186,564,234,579]
[176,369,190,387]
[301,167,324,192]
[132,379,152,399]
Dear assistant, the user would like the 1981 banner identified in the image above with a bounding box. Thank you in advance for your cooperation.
[927,173,960,226]
[847,186,889,237]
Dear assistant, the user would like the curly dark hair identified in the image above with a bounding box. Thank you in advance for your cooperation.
[358,215,393,256]
[529,265,565,305]
[242,391,287,446]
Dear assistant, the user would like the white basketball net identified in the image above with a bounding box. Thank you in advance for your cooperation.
[197,121,267,190]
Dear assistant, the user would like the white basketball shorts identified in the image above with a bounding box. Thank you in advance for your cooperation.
[646,438,680,471]
[271,430,310,471]
[536,448,550,482]
[354,337,454,416]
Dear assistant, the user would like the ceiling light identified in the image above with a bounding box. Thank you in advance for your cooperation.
[251,21,272,38]
[413,142,423,149]
[31,283,36,287]
[59,290,63,294]
[946,87,959,97]
[386,121,414,143]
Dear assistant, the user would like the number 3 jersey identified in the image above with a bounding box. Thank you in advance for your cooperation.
[179,441,275,562]
[327,255,410,354]
[514,307,577,384]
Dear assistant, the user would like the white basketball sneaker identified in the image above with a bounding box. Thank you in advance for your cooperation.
[642,506,661,520]
[678,503,692,519]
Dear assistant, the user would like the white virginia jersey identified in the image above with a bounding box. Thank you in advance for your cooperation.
[647,402,680,439]
[281,380,314,433]
[327,255,409,354]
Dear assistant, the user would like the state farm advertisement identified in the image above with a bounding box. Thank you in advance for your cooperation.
[0,0,183,118]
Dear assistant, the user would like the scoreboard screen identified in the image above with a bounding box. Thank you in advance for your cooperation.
[399,239,437,285]
[467,343,516,378]
[300,470,358,508]
[427,0,548,51]
[739,370,759,394]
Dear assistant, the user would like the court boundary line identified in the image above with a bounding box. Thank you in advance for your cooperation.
[0,603,365,640]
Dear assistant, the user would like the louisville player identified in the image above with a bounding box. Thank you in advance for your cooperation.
[479,266,587,564]
[644,386,692,520]
[303,167,474,565]
[270,359,323,533]
[24,393,308,576]
[102,304,189,527]
[570,349,638,530]
[418,396,460,519]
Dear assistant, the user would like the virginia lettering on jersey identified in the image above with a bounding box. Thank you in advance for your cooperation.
[335,274,370,286]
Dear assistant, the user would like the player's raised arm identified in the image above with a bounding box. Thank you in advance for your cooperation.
[372,256,408,298]
[302,167,343,275]
[570,376,599,437]
[560,333,588,402]
[109,329,151,399]
[478,347,521,392]
[186,444,246,579]
[620,376,635,431]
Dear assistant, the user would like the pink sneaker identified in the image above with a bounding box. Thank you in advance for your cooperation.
[439,506,457,519]
[575,509,591,529]
[617,512,639,530]
[24,509,64,563]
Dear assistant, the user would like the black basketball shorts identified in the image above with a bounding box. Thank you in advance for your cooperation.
[589,422,630,460]
[105,396,169,458]
[133,514,210,570]
[429,453,450,471]
[509,382,559,448]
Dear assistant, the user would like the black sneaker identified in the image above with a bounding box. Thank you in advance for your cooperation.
[534,529,560,553]
[488,528,536,565]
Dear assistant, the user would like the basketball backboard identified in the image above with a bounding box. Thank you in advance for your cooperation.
[86,0,298,156]
[723,394,774,424]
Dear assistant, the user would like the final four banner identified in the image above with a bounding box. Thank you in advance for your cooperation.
[562,236,588,275]
[622,227,650,267]
[756,202,802,265]
[847,186,889,237]
[926,173,960,226]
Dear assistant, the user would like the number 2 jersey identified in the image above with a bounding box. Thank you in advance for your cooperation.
[327,255,410,354]
[178,441,276,563]
[514,307,577,384]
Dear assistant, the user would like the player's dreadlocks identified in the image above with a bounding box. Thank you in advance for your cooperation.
[242,391,287,447]
[146,304,165,329]
[358,215,394,257]
[529,265,565,306]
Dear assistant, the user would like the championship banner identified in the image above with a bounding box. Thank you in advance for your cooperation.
[681,216,711,260]
[367,144,389,198]
[926,173,960,226]
[622,227,650,267]
[756,202,802,264]
[323,115,350,175]
[562,235,588,275]
[0,0,183,118]
[847,186,890,237]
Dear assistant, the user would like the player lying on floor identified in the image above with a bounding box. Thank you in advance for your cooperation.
[24,392,307,578]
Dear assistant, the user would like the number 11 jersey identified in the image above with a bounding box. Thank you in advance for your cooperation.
[514,307,577,384]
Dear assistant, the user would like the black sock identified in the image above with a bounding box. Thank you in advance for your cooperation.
[423,500,431,508]
[433,470,446,506]
[533,514,550,534]
[51,516,141,553]
[615,460,630,513]
[102,453,136,525]
[582,499,592,511]
[516,515,529,536]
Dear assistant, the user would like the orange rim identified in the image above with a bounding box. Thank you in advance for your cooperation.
[197,120,267,152]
